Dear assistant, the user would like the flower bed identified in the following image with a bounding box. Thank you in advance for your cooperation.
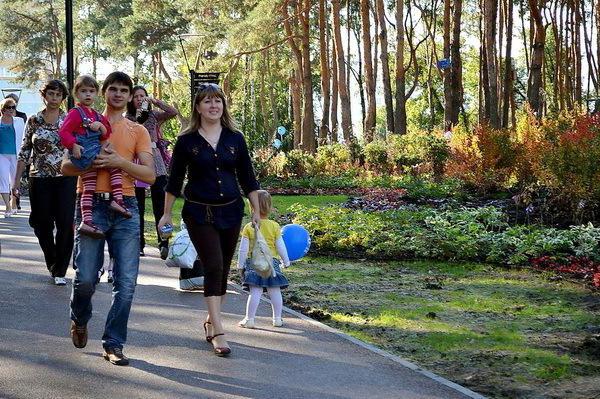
[290,204,600,287]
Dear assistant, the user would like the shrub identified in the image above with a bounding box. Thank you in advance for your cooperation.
[364,140,390,173]
[314,144,352,175]
[446,124,517,194]
[290,204,600,267]
[283,149,316,178]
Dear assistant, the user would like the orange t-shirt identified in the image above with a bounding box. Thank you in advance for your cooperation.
[77,117,152,196]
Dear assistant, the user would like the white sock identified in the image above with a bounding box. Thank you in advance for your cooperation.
[267,287,283,320]
[246,286,263,320]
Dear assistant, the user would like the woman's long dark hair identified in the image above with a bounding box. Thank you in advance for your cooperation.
[126,85,152,123]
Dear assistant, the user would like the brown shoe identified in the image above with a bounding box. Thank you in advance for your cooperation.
[70,321,88,348]
[103,347,129,366]
[109,200,132,219]
[78,222,105,239]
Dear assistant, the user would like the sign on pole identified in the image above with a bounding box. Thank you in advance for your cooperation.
[437,58,452,70]
[190,71,221,103]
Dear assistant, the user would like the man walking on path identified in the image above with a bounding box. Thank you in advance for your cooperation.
[61,71,155,366]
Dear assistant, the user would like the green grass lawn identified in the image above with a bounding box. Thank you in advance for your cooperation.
[144,193,600,398]
[281,258,600,398]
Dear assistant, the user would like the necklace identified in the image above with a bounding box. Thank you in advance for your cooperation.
[198,128,221,148]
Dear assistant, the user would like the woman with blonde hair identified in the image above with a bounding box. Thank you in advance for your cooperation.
[0,97,25,217]
[159,83,261,357]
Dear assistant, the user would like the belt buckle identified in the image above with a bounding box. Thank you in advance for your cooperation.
[98,192,111,201]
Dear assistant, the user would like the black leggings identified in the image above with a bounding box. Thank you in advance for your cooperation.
[184,218,241,297]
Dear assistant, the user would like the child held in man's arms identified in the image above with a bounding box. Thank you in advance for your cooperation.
[237,190,290,328]
[59,74,131,239]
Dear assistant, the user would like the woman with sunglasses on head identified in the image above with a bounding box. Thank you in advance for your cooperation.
[13,80,77,285]
[126,86,178,259]
[0,98,25,218]
[158,83,261,357]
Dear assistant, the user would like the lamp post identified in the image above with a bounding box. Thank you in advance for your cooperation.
[65,0,74,109]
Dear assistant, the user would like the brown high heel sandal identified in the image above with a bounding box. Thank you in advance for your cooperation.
[211,333,231,357]
[203,321,213,342]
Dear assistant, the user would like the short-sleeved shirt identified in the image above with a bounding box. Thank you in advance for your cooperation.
[17,110,67,177]
[76,117,152,196]
[241,219,281,258]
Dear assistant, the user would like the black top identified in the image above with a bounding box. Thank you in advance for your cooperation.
[166,127,260,228]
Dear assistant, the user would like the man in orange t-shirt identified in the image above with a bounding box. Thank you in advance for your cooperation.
[61,71,155,366]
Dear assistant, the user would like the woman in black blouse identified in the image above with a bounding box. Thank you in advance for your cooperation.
[159,83,260,357]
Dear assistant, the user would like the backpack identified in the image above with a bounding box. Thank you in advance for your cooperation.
[251,225,275,278]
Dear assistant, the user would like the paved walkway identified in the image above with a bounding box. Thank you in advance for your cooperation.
[0,200,484,399]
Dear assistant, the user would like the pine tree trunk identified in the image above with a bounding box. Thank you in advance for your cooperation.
[376,0,394,134]
[581,0,599,92]
[290,69,302,149]
[299,0,316,152]
[360,0,376,141]
[318,0,331,145]
[443,0,452,129]
[332,0,353,142]
[331,21,340,143]
[484,0,500,127]
[395,0,407,135]
[451,0,464,127]
[502,0,514,127]
[574,0,582,106]
[527,0,546,117]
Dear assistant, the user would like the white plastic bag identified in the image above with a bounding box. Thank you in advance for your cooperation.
[251,225,275,278]
[165,226,196,269]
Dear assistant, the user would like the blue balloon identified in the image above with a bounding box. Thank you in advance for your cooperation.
[272,138,282,149]
[281,224,311,261]
[277,126,287,136]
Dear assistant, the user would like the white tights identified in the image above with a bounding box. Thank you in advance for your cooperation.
[246,286,283,320]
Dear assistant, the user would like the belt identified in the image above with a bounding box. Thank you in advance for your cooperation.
[94,192,112,200]
[184,196,240,223]
[78,193,134,201]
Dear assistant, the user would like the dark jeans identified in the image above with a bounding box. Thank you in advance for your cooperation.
[184,217,241,297]
[28,176,77,278]
[135,175,168,251]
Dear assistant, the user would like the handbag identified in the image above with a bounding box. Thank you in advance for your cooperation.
[165,227,196,269]
[251,225,275,278]
[156,125,172,167]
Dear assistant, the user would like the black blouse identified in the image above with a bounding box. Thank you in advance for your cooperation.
[166,127,260,228]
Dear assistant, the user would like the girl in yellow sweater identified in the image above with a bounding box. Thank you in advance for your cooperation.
[237,190,290,328]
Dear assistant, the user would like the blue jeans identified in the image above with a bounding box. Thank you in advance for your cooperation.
[70,196,140,350]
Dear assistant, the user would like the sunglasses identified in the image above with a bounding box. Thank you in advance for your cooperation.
[198,83,220,91]
[2,106,16,110]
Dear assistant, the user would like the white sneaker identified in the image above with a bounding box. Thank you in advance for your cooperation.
[238,318,255,328]
[179,277,204,291]
[3,211,11,218]
[272,318,283,327]
[54,277,67,286]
